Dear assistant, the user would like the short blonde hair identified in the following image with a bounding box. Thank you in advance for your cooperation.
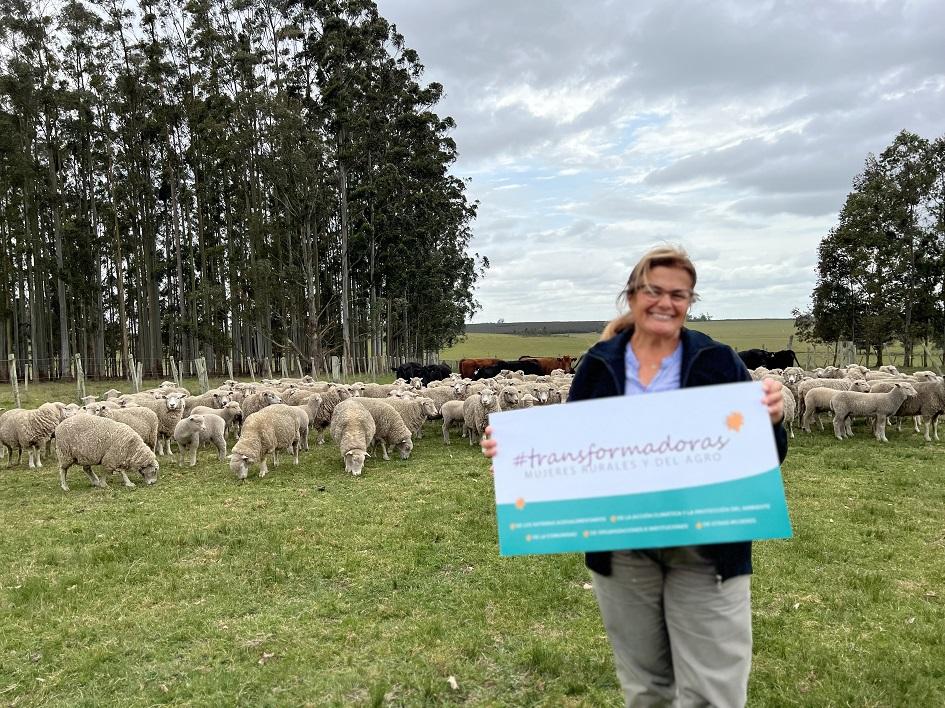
[600,245,698,341]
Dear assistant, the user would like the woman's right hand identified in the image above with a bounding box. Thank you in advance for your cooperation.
[481,425,497,458]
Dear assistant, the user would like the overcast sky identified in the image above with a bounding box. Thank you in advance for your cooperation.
[376,0,945,322]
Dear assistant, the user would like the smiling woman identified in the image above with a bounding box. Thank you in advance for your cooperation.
[482,244,789,706]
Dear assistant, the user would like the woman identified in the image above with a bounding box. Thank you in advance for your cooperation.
[482,245,787,707]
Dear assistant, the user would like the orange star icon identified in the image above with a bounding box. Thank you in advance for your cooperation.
[726,411,744,432]
[515,498,526,510]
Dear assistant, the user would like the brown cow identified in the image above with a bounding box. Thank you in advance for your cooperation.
[518,355,576,375]
[459,358,501,379]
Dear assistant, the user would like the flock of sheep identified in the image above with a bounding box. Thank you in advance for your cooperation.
[0,368,575,491]
[752,363,945,443]
[1,360,940,491]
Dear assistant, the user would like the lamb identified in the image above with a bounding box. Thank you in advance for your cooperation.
[55,415,159,491]
[381,397,438,439]
[329,398,376,475]
[440,400,466,444]
[0,402,68,468]
[463,388,500,446]
[120,393,187,456]
[228,404,301,480]
[174,414,227,466]
[349,398,413,460]
[240,390,283,418]
[831,382,918,442]
[800,380,870,433]
[190,401,244,438]
[91,404,159,450]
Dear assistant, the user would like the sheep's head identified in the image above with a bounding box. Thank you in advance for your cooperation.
[852,380,871,392]
[344,449,369,476]
[164,394,186,411]
[187,414,208,435]
[229,453,253,480]
[501,387,519,406]
[896,382,918,398]
[396,437,413,460]
[420,399,438,417]
[90,403,109,416]
[480,389,496,408]
[139,459,159,486]
[212,393,229,407]
[62,404,82,418]
[409,377,423,390]
[263,391,283,405]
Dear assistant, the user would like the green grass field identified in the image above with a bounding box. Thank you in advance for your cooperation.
[441,321,945,372]
[1,379,945,705]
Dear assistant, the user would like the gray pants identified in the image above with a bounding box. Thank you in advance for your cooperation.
[591,547,752,708]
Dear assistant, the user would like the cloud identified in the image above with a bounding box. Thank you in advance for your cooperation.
[378,0,945,321]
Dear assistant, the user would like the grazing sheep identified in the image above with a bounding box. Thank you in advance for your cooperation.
[348,398,413,460]
[92,404,159,450]
[190,401,244,438]
[55,415,159,491]
[0,402,68,468]
[240,390,283,418]
[329,399,376,475]
[831,383,918,442]
[440,400,466,444]
[229,404,300,481]
[797,378,869,422]
[381,397,438,439]
[463,389,500,446]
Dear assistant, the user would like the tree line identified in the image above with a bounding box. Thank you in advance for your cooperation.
[794,130,945,368]
[0,0,485,381]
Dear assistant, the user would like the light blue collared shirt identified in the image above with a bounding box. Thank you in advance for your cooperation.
[624,341,682,396]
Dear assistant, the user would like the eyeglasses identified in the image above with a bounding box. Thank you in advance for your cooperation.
[634,284,697,303]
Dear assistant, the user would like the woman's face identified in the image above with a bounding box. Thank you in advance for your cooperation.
[627,265,693,340]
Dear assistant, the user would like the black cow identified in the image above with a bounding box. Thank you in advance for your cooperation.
[473,359,544,380]
[767,349,799,370]
[737,349,770,370]
[393,361,452,385]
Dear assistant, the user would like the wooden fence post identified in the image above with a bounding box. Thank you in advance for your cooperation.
[8,354,21,408]
[23,362,30,392]
[264,357,272,380]
[74,354,86,402]
[226,356,234,381]
[248,358,256,382]
[280,357,288,379]
[195,357,210,393]
[295,355,303,378]
[331,356,341,382]
[170,357,180,387]
[128,355,140,392]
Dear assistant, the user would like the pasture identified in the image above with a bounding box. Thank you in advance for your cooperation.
[442,320,945,372]
[1,380,944,706]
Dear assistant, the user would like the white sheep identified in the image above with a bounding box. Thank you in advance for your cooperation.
[382,397,438,439]
[800,380,870,433]
[55,415,160,491]
[92,404,159,450]
[189,401,244,438]
[240,390,283,418]
[228,404,301,480]
[463,389,500,446]
[308,388,350,444]
[177,413,227,465]
[0,402,68,468]
[440,400,466,444]
[173,414,210,467]
[831,382,918,442]
[349,398,413,460]
[893,379,945,441]
[329,399,376,475]
[120,392,187,456]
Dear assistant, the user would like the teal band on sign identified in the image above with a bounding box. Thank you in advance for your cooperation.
[496,467,792,556]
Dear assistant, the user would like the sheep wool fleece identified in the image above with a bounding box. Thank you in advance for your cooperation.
[568,327,789,708]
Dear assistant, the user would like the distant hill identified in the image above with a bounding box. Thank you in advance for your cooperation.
[464,321,606,335]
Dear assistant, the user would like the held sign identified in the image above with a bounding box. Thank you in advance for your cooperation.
[490,381,792,556]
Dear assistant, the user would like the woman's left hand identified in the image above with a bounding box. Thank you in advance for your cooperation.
[761,378,785,425]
